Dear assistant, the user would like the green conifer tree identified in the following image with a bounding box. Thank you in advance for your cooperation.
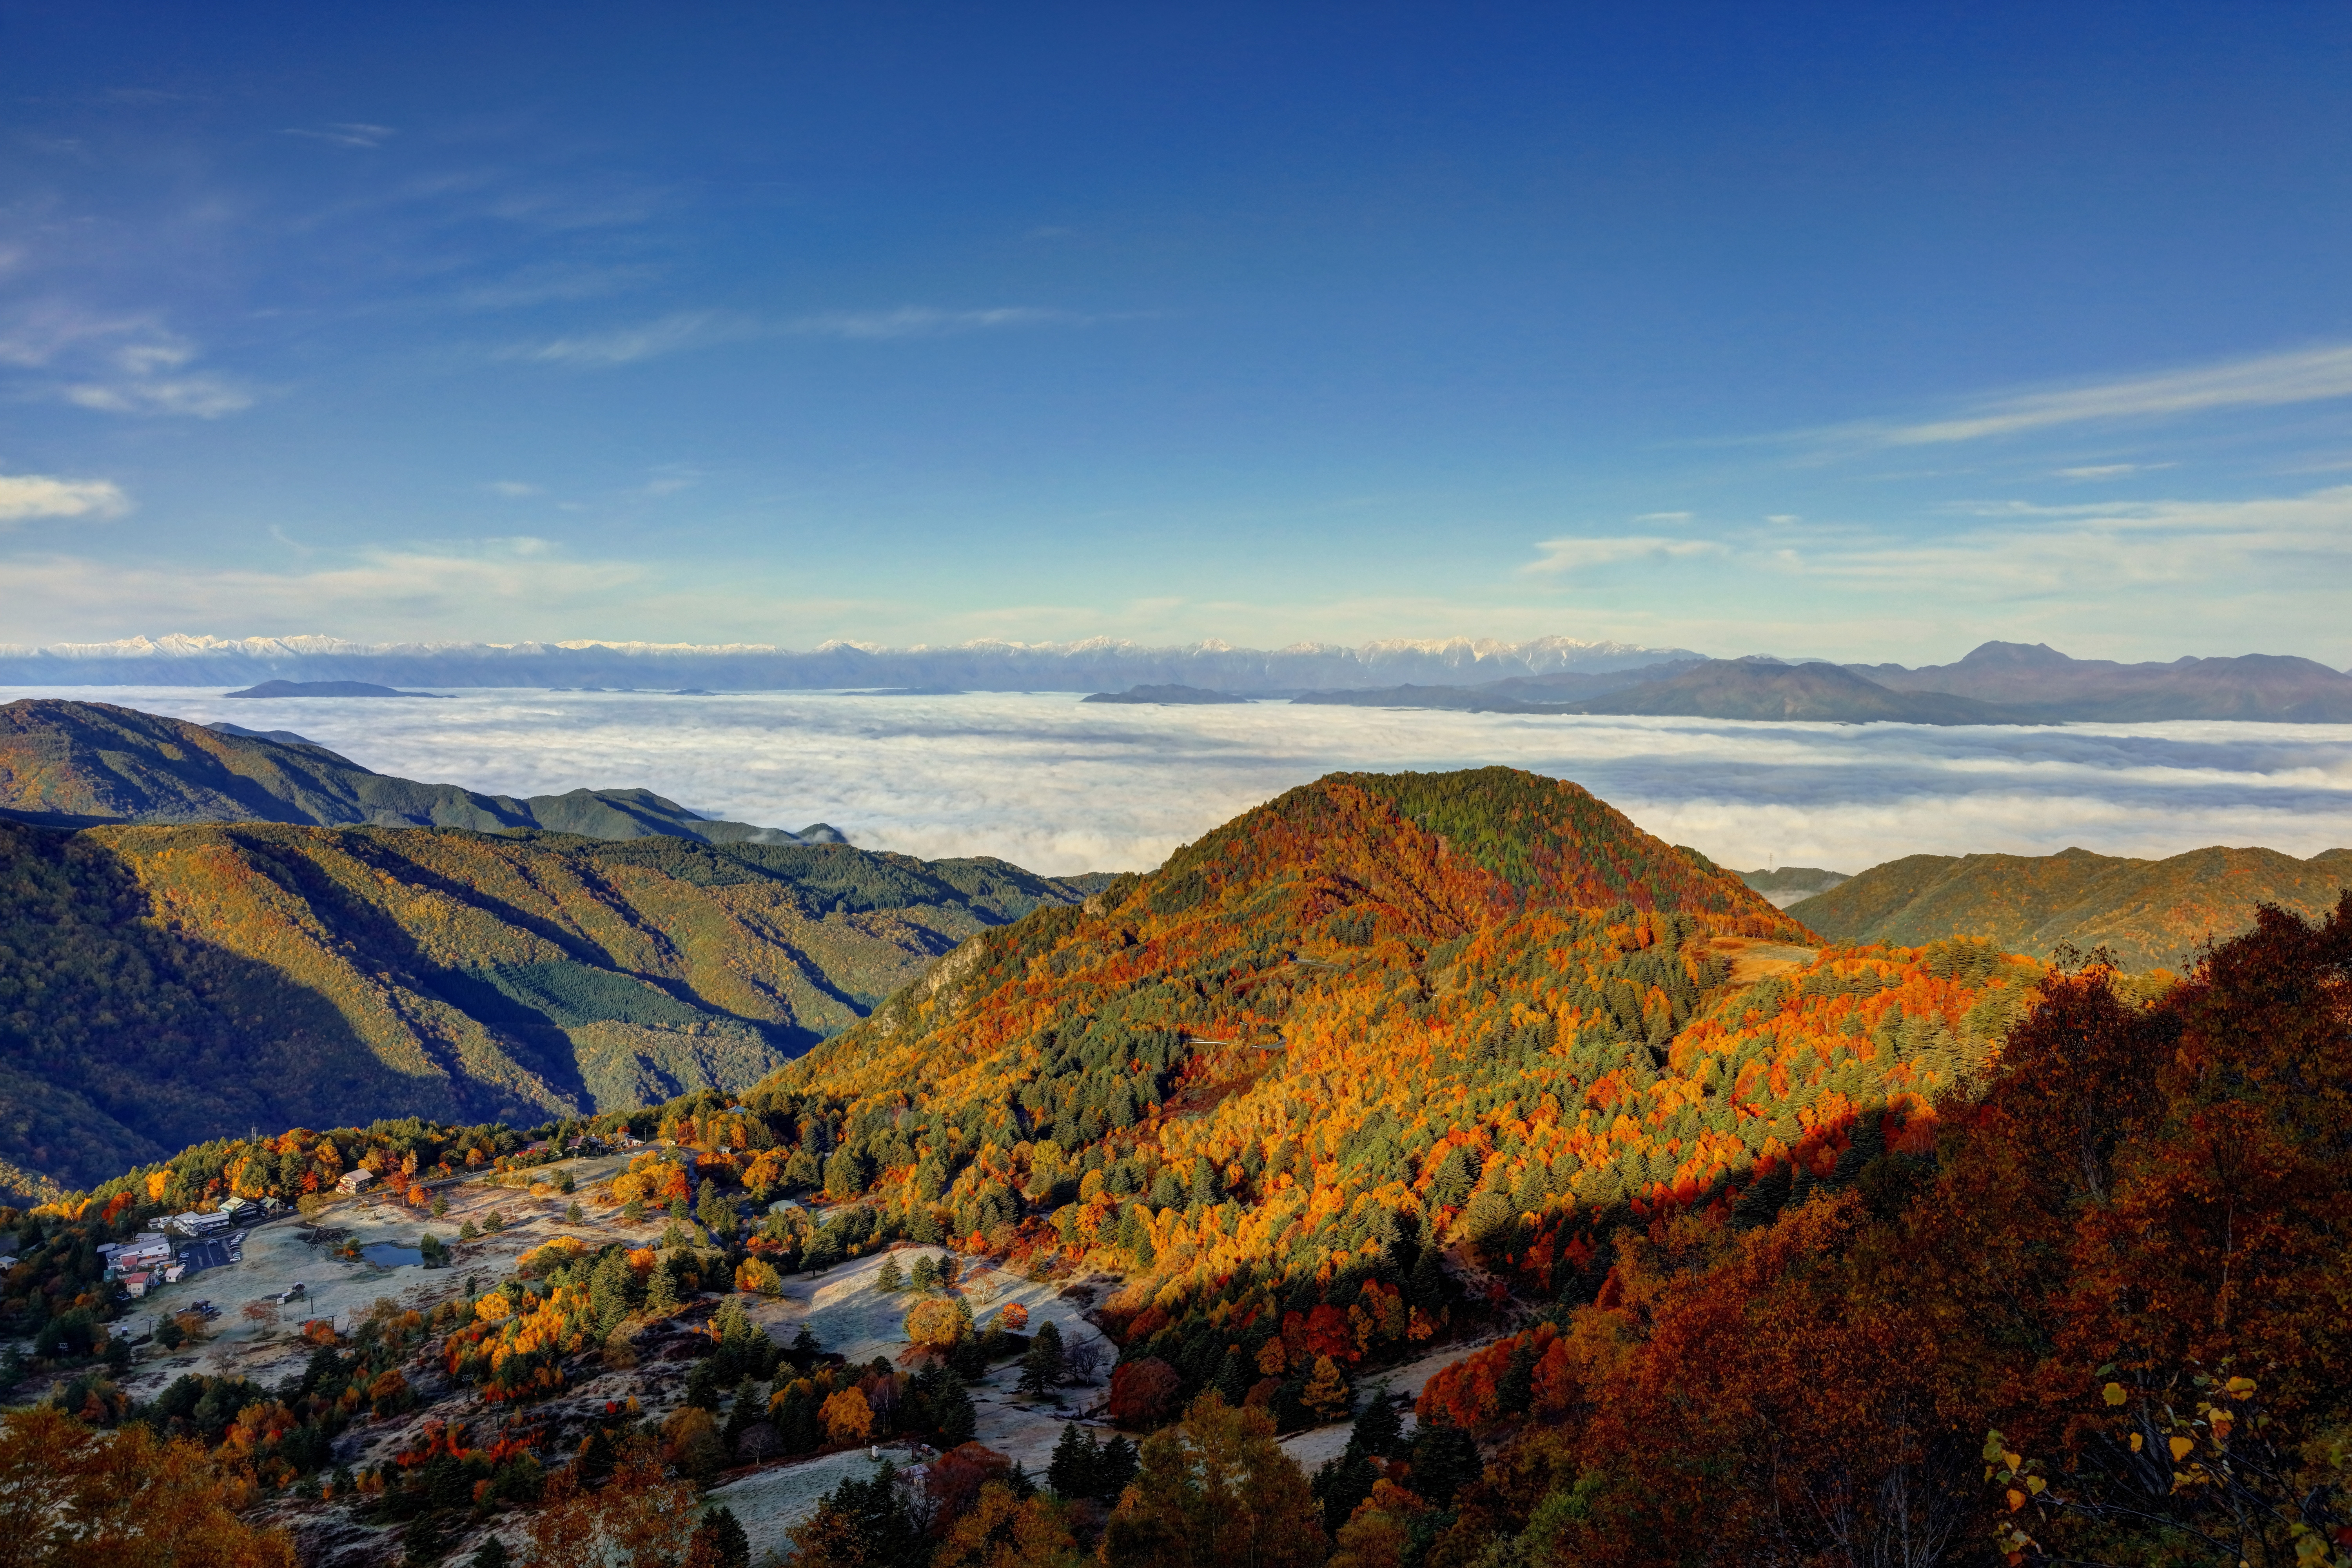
[645,1260,680,1314]
[1094,1434,1140,1499]
[1213,1347,1250,1410]
[933,1376,977,1446]
[1343,1392,1403,1463]
[1047,1422,1097,1498]
[689,1506,750,1568]
[1018,1319,1065,1397]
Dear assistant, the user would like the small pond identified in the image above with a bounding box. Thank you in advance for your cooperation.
[361,1243,424,1268]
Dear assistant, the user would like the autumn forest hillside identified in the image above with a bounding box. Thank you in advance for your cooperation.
[2,763,2346,1568]
[742,769,2043,1394]
[0,818,1089,1196]
[0,699,826,843]
[1792,841,2352,970]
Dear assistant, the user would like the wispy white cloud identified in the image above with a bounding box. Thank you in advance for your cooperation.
[0,305,253,417]
[500,311,758,366]
[2056,461,2176,480]
[457,263,661,311]
[1766,485,2352,600]
[0,473,131,524]
[1520,534,1720,575]
[500,305,1098,367]
[1633,510,1693,523]
[1871,343,2352,446]
[279,123,396,149]
[785,306,1085,340]
[64,372,252,417]
[485,481,542,497]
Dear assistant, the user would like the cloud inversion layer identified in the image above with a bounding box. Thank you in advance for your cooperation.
[11,688,2346,878]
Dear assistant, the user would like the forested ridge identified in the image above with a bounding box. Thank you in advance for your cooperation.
[0,698,806,842]
[0,818,1087,1192]
[1793,842,2352,970]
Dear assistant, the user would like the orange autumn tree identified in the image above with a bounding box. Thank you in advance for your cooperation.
[0,1406,297,1567]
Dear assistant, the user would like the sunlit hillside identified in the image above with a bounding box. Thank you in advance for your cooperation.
[0,820,1085,1192]
[746,769,2034,1384]
[1793,842,2352,969]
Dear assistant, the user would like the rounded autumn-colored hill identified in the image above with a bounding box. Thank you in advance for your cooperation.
[1138,767,1802,938]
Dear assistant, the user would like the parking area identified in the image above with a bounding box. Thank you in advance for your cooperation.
[171,1234,243,1277]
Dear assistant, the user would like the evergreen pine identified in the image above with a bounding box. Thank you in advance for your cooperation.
[934,1376,977,1446]
[1018,1319,1065,1396]
[1406,1242,1448,1308]
[1315,1452,1379,1535]
[1496,1338,1537,1416]
[722,1383,760,1455]
[775,1386,822,1454]
[1094,1434,1140,1498]
[876,1256,904,1293]
[466,1536,510,1568]
[1212,1347,1251,1408]
[688,1506,750,1568]
[1344,1393,1403,1463]
[645,1261,680,1314]
[1047,1422,1097,1499]
[789,1323,821,1370]
[1408,1419,1481,1507]
[909,1255,938,1291]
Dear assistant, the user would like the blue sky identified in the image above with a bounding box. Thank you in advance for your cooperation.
[4,2,2349,663]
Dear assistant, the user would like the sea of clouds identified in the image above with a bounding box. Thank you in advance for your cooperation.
[16,686,2352,877]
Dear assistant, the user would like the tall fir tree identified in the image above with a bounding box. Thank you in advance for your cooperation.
[1047,1422,1098,1499]
[690,1504,750,1568]
[1018,1320,1065,1396]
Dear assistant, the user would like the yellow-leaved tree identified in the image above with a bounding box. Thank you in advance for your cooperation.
[1102,1394,1326,1568]
[0,1407,297,1567]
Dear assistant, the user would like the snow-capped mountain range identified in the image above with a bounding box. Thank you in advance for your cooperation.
[0,633,1704,691]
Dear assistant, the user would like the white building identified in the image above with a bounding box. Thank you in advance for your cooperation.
[336,1169,376,1194]
[169,1210,232,1236]
[103,1234,174,1275]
